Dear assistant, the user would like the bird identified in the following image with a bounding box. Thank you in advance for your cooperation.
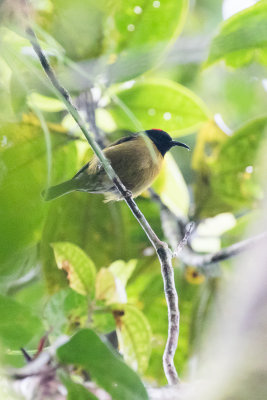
[42,129,189,202]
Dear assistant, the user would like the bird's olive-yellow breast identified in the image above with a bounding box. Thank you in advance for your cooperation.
[87,135,164,200]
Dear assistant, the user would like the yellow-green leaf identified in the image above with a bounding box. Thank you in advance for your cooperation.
[114,304,152,373]
[109,259,137,287]
[52,242,96,296]
[95,268,127,304]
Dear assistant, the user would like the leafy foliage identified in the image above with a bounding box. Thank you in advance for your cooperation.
[206,1,267,67]
[0,0,267,396]
[0,121,77,279]
[194,117,267,217]
[57,329,148,400]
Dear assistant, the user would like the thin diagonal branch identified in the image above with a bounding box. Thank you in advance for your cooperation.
[27,27,179,385]
[174,222,195,258]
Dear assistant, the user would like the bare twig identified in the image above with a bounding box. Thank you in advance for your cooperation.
[179,231,267,270]
[77,91,107,148]
[174,222,195,258]
[149,189,188,241]
[26,27,180,385]
[150,190,267,271]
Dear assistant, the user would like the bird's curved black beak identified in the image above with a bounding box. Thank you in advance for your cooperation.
[171,140,190,151]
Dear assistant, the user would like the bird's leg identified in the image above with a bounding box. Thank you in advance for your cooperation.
[124,189,133,199]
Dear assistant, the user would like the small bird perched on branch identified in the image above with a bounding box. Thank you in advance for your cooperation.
[42,129,189,202]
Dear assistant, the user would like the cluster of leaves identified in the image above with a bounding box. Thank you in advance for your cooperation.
[0,0,267,398]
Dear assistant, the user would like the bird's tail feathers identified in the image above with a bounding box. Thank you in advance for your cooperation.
[42,179,76,201]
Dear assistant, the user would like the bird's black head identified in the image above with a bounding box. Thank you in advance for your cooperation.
[144,129,190,156]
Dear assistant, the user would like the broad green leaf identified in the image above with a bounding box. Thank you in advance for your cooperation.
[195,117,267,217]
[52,242,96,296]
[95,268,117,302]
[95,268,126,304]
[108,259,137,287]
[0,294,43,349]
[102,0,188,81]
[0,121,77,276]
[192,120,228,172]
[50,0,188,83]
[152,153,190,216]
[43,289,88,338]
[114,304,152,373]
[57,329,148,400]
[211,117,267,207]
[206,1,267,67]
[108,0,188,53]
[108,79,209,135]
[96,260,137,304]
[193,120,228,217]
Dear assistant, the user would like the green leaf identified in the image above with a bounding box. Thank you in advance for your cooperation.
[56,0,188,84]
[52,242,96,296]
[95,268,116,301]
[206,1,267,68]
[103,0,188,80]
[95,260,136,304]
[108,0,188,53]
[212,117,267,207]
[193,120,228,217]
[108,79,209,135]
[194,117,267,217]
[57,329,148,400]
[0,121,77,276]
[95,268,124,304]
[0,294,43,349]
[114,304,152,373]
[108,259,137,287]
